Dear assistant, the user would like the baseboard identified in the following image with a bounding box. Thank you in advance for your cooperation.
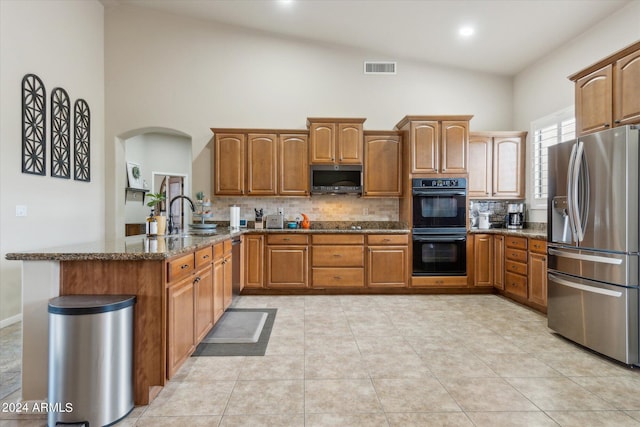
[0,313,22,329]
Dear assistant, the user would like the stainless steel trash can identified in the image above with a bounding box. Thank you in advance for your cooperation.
[47,295,136,427]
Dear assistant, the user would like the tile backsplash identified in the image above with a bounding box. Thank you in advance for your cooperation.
[208,196,399,222]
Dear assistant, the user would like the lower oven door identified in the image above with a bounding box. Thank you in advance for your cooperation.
[412,234,467,276]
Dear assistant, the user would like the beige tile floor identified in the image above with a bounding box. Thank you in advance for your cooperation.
[3,294,640,426]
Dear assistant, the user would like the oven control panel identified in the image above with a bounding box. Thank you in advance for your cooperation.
[412,178,467,189]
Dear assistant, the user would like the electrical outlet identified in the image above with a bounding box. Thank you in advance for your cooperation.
[277,207,284,216]
[16,205,27,217]
[363,207,369,215]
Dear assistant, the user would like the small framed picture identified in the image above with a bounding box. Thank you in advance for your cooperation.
[126,162,143,189]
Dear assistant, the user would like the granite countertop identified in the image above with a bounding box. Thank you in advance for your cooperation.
[468,227,547,240]
[5,222,410,262]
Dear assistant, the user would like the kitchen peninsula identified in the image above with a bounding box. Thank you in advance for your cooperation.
[6,231,241,406]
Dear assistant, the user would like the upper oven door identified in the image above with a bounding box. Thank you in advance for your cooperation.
[412,189,467,232]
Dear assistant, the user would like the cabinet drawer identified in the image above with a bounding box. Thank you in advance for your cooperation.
[505,236,527,250]
[312,245,364,267]
[313,268,364,287]
[167,253,195,282]
[505,248,527,263]
[529,239,547,254]
[506,260,527,276]
[505,272,528,299]
[312,234,365,245]
[367,234,409,245]
[267,234,309,245]
[195,246,213,268]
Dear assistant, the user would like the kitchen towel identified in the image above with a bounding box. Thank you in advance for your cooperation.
[230,205,240,229]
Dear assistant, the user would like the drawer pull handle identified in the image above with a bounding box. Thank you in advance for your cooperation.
[334,276,342,280]
[333,254,342,257]
[283,238,291,241]
[203,255,210,259]
[181,264,190,270]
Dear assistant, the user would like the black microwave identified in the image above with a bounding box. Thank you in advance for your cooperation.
[310,164,362,195]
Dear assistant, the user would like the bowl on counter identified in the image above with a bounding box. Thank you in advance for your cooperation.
[287,222,298,229]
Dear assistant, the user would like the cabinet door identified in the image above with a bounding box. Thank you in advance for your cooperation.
[576,64,613,136]
[309,122,336,164]
[441,121,468,173]
[247,133,277,196]
[468,135,492,198]
[337,122,363,164]
[493,235,505,290]
[493,136,525,198]
[279,134,309,196]
[167,276,195,378]
[528,252,547,308]
[473,234,493,287]
[614,50,640,127]
[410,121,439,173]
[363,134,402,197]
[244,234,264,288]
[214,133,245,195]
[367,246,408,287]
[213,257,225,323]
[223,254,233,310]
[266,246,308,288]
[194,265,214,343]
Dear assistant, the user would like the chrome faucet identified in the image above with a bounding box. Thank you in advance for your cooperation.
[167,195,196,235]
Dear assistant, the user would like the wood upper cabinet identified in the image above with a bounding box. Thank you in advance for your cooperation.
[243,234,265,288]
[308,118,365,164]
[614,49,640,127]
[493,136,525,198]
[394,115,472,175]
[247,133,277,195]
[571,41,640,136]
[468,132,526,199]
[472,234,493,287]
[214,133,245,195]
[468,135,492,198]
[363,131,402,197]
[279,134,309,196]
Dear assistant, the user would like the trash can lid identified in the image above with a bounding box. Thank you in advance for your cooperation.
[48,295,136,315]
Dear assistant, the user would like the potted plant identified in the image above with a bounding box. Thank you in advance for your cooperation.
[146,192,167,235]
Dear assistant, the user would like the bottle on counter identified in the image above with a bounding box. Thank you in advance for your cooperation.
[146,209,158,237]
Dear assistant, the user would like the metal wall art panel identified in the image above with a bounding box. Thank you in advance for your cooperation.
[51,87,71,179]
[21,74,46,175]
[73,99,90,182]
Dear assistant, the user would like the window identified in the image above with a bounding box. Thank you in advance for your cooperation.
[531,107,575,207]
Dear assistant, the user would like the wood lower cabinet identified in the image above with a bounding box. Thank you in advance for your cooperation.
[528,239,548,310]
[167,274,195,379]
[266,234,309,288]
[244,234,265,288]
[570,41,640,136]
[367,234,408,287]
[394,115,472,175]
[194,264,214,343]
[493,235,505,290]
[213,255,225,323]
[214,240,233,310]
[504,236,528,300]
[363,131,402,197]
[473,234,493,287]
[312,234,364,287]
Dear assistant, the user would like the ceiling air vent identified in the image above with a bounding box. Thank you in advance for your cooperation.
[364,61,397,75]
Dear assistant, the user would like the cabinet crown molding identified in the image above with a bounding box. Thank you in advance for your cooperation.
[394,115,474,130]
[568,40,640,81]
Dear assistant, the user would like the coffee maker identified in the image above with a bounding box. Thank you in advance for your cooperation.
[506,202,525,229]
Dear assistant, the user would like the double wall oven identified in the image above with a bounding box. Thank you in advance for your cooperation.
[412,177,467,276]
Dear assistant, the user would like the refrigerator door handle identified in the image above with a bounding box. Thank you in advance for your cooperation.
[572,141,586,242]
[548,248,623,265]
[549,273,623,297]
[567,142,579,242]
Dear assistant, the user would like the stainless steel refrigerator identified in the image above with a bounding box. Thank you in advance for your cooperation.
[548,125,640,365]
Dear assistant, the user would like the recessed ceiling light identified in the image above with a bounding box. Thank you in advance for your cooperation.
[459,26,475,37]
[278,0,294,5]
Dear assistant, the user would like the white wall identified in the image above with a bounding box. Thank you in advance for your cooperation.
[103,3,515,237]
[0,0,105,325]
[514,1,640,222]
